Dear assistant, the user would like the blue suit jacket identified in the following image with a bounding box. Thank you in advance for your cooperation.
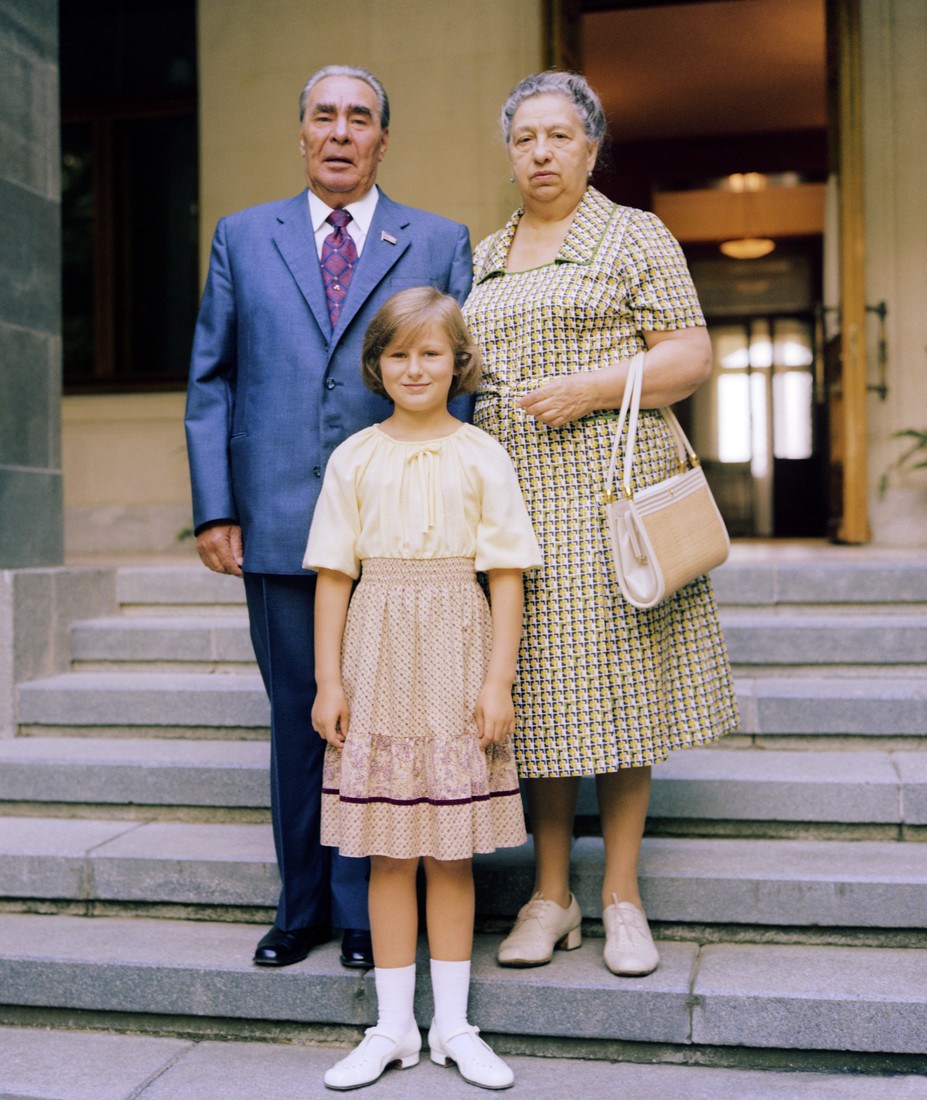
[185,188,473,574]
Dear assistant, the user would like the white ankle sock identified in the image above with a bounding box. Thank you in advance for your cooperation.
[374,964,416,1039]
[430,958,471,1036]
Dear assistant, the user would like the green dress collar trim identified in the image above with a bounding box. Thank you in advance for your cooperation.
[474,187,622,284]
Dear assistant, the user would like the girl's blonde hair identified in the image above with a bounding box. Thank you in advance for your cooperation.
[361,286,482,401]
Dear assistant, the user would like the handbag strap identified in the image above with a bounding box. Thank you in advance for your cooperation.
[605,351,644,499]
[604,351,700,501]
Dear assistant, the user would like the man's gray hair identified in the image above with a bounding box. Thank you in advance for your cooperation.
[501,70,606,152]
[299,65,390,130]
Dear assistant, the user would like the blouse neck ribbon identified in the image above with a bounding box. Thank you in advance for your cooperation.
[407,444,441,533]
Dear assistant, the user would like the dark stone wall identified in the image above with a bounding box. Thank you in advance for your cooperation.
[0,0,62,566]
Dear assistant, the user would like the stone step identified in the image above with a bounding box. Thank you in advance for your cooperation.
[69,608,927,672]
[0,737,268,809]
[483,834,927,931]
[17,671,270,733]
[719,609,927,666]
[644,747,927,828]
[116,564,247,613]
[2,740,925,832]
[18,669,927,739]
[1,734,927,836]
[2,1026,920,1100]
[0,913,924,1056]
[736,676,927,738]
[114,555,927,610]
[711,553,927,606]
[71,616,257,668]
[2,818,925,931]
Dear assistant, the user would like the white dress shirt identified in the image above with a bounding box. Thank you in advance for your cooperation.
[307,186,380,260]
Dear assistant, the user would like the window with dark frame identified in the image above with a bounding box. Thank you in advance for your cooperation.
[60,0,199,393]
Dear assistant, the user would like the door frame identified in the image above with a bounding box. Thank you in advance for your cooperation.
[827,0,869,542]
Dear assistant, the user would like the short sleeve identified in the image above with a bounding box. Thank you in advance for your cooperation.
[474,441,542,573]
[302,448,362,578]
[621,210,705,332]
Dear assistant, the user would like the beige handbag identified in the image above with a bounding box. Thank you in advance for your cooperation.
[604,352,730,610]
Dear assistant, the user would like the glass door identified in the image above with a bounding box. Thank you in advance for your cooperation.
[691,315,826,538]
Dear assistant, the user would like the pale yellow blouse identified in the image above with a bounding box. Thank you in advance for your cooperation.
[303,423,542,579]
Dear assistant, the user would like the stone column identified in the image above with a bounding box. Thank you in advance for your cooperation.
[863,0,927,544]
[0,1,62,567]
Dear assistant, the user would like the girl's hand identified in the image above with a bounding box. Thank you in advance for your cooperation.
[475,681,516,750]
[312,684,350,748]
[516,374,594,428]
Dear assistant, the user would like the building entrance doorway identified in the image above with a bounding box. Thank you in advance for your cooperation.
[694,313,826,538]
[686,247,828,538]
[549,0,867,541]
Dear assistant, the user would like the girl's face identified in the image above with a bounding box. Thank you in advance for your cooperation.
[379,322,457,416]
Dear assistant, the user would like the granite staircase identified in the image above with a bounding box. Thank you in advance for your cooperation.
[1,548,926,1077]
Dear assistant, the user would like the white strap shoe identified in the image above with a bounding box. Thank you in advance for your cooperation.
[323,1022,421,1090]
[428,1021,514,1090]
[603,896,660,976]
[496,892,582,967]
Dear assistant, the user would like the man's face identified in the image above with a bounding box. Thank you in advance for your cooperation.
[299,75,389,207]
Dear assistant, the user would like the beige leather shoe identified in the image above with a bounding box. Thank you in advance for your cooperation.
[497,892,582,967]
[603,897,660,976]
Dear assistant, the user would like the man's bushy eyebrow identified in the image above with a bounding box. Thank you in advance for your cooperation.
[312,101,374,119]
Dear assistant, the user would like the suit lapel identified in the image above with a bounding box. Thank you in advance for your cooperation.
[333,189,410,338]
[272,192,331,339]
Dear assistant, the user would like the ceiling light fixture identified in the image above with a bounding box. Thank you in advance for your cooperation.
[719,172,775,260]
[719,236,776,259]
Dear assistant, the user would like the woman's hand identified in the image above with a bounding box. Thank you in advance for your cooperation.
[312,683,350,748]
[516,328,713,426]
[475,678,516,750]
[517,373,594,428]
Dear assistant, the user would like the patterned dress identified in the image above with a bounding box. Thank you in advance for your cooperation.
[464,187,738,778]
[303,423,542,859]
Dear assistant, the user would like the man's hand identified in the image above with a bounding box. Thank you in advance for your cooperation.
[195,523,244,576]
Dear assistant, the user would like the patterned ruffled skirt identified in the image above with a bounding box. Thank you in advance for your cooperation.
[320,557,526,860]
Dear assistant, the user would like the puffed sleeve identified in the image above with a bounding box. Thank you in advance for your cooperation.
[621,209,705,332]
[302,444,362,578]
[473,437,542,572]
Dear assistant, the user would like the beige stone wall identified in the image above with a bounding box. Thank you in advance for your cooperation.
[862,0,927,544]
[197,0,543,270]
[62,0,543,557]
[62,393,192,556]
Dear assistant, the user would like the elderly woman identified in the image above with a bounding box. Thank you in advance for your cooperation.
[464,71,737,977]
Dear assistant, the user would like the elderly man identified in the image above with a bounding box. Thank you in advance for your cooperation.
[185,65,472,968]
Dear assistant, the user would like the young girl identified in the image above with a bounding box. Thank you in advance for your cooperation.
[304,287,541,1092]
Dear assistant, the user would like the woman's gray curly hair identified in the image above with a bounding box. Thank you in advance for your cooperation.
[500,70,606,158]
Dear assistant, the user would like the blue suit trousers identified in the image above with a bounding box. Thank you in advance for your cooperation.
[244,572,370,932]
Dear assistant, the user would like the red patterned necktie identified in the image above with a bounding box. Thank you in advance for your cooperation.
[321,209,358,327]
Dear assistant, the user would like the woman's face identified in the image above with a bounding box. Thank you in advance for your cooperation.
[507,93,598,210]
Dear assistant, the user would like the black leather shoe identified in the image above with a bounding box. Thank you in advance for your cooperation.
[340,928,374,969]
[253,924,330,967]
